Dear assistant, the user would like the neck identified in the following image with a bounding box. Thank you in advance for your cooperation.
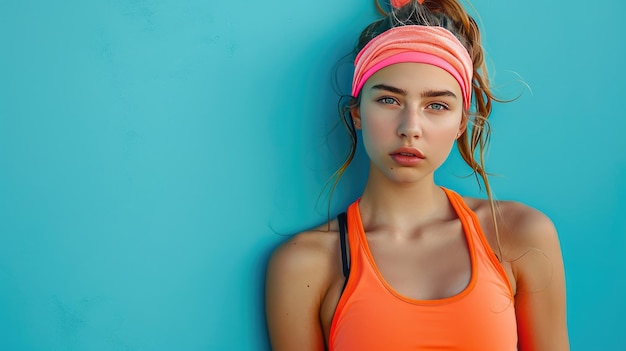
[358,166,451,232]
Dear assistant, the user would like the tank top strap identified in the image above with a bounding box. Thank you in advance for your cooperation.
[441,187,513,296]
[442,187,483,243]
[345,200,364,270]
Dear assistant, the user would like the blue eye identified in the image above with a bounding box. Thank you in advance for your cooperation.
[378,97,398,105]
[428,103,449,111]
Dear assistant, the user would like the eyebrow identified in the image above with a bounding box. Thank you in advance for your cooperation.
[370,84,458,100]
[370,84,407,95]
[421,89,458,100]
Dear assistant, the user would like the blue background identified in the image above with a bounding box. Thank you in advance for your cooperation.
[1,0,624,349]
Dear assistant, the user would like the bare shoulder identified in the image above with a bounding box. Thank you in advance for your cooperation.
[267,221,340,281]
[462,196,560,256]
[265,221,342,350]
[461,195,569,349]
[464,196,564,296]
[265,220,343,311]
[497,201,561,267]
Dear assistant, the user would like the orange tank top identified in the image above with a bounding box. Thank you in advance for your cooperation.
[329,188,518,350]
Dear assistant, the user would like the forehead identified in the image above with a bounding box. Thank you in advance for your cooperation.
[363,62,462,94]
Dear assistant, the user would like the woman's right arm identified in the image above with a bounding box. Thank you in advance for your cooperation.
[265,233,331,351]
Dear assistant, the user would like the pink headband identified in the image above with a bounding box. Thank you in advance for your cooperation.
[391,0,424,6]
[351,25,473,109]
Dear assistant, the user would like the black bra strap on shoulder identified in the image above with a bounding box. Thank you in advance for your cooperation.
[338,212,350,279]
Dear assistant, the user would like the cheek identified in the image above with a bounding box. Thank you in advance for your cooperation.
[359,106,391,132]
[360,122,387,148]
[359,116,393,157]
[439,124,461,139]
[363,117,391,133]
[425,118,464,150]
[436,114,464,137]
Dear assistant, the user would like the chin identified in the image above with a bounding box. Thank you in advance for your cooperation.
[385,169,431,184]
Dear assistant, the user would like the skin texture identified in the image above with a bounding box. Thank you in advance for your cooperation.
[265,63,569,350]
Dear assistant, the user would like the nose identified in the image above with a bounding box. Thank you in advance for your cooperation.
[397,104,423,139]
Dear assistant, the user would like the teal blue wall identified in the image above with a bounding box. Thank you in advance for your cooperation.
[1,0,624,349]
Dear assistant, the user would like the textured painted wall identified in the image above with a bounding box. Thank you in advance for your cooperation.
[1,0,624,350]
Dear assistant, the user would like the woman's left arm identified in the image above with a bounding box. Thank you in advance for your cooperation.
[506,205,570,351]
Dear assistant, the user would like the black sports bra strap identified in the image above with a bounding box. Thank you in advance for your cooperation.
[338,212,350,279]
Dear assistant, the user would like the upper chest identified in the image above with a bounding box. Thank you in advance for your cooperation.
[365,219,471,300]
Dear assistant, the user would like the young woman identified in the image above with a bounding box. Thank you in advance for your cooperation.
[265,0,569,350]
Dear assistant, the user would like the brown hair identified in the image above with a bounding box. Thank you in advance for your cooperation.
[327,0,504,258]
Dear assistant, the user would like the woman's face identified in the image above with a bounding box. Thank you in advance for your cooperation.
[352,62,466,184]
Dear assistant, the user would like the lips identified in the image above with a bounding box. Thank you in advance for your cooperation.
[391,147,425,159]
[390,147,425,167]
